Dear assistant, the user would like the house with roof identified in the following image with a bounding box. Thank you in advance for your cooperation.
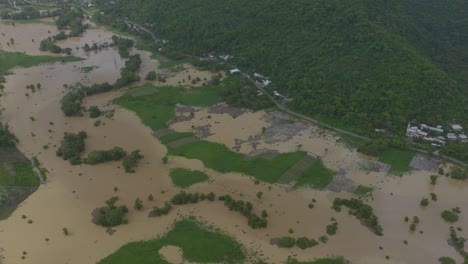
[459,134,468,143]
[447,133,457,141]
[451,124,463,131]
[229,69,240,74]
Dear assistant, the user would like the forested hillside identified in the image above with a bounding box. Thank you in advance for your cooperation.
[94,0,468,134]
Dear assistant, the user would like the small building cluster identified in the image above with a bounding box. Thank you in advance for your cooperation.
[406,122,467,147]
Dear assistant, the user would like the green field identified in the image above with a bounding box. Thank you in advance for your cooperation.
[169,168,209,188]
[169,140,306,183]
[354,185,373,196]
[294,159,336,190]
[158,57,193,69]
[114,84,221,130]
[98,218,245,264]
[0,161,39,187]
[378,148,415,174]
[159,132,195,144]
[0,50,81,74]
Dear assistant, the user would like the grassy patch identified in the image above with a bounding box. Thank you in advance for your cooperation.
[80,66,99,73]
[354,185,373,196]
[0,50,81,74]
[98,218,245,264]
[294,159,335,190]
[378,148,415,174]
[169,168,209,188]
[114,84,221,130]
[169,140,305,183]
[159,132,195,144]
[0,161,39,187]
[0,206,16,221]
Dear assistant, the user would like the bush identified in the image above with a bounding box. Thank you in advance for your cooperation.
[83,147,127,165]
[438,257,456,264]
[420,198,429,207]
[278,237,296,248]
[89,106,102,118]
[319,235,329,243]
[430,175,438,185]
[441,210,459,223]
[122,150,144,173]
[326,222,338,236]
[62,228,69,236]
[295,237,318,249]
[150,202,172,217]
[134,198,143,210]
[145,71,157,81]
[56,131,87,164]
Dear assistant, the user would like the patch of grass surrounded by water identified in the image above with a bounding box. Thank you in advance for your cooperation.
[169,168,209,188]
[378,148,415,174]
[169,140,306,183]
[114,84,221,130]
[97,218,245,264]
[0,161,39,187]
[294,159,336,190]
[0,50,81,74]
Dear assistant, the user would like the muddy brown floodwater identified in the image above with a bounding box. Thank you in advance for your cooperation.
[0,19,467,264]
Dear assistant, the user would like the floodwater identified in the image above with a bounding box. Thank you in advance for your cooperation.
[0,19,467,264]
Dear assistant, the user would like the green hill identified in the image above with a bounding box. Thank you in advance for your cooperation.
[94,0,468,134]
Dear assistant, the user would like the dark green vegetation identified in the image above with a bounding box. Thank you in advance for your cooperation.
[0,131,39,220]
[294,158,335,189]
[333,198,383,235]
[378,148,414,174]
[0,50,80,74]
[56,131,87,165]
[448,226,467,260]
[219,194,267,229]
[114,84,221,130]
[88,106,102,118]
[94,197,128,227]
[122,150,143,173]
[95,0,468,135]
[441,210,459,223]
[55,9,87,37]
[286,258,350,264]
[354,185,373,196]
[111,35,134,58]
[98,218,245,264]
[169,168,209,188]
[277,236,320,250]
[221,74,272,111]
[438,257,456,264]
[450,166,468,181]
[169,141,306,183]
[441,144,468,164]
[83,147,127,165]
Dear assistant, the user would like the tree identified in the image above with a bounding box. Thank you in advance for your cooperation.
[134,198,143,210]
[105,196,119,209]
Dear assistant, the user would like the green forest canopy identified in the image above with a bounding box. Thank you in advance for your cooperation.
[95,0,468,134]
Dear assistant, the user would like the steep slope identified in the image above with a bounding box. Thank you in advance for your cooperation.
[95,0,468,134]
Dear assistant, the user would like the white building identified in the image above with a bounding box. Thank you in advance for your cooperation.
[406,123,428,138]
[447,133,457,141]
[420,124,443,133]
[451,124,463,131]
[254,73,265,79]
[262,80,271,87]
[459,134,468,143]
[229,69,240,74]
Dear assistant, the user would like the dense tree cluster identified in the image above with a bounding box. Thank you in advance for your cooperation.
[95,196,128,227]
[441,144,468,164]
[114,54,142,88]
[111,35,134,58]
[333,198,383,236]
[449,227,467,259]
[277,236,320,249]
[221,75,272,111]
[122,150,143,173]
[83,147,127,165]
[150,202,172,217]
[55,9,87,37]
[219,195,267,229]
[56,131,87,165]
[88,106,102,118]
[39,38,62,54]
[94,0,468,134]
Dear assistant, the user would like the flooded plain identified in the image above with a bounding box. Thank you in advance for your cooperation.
[0,19,467,264]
